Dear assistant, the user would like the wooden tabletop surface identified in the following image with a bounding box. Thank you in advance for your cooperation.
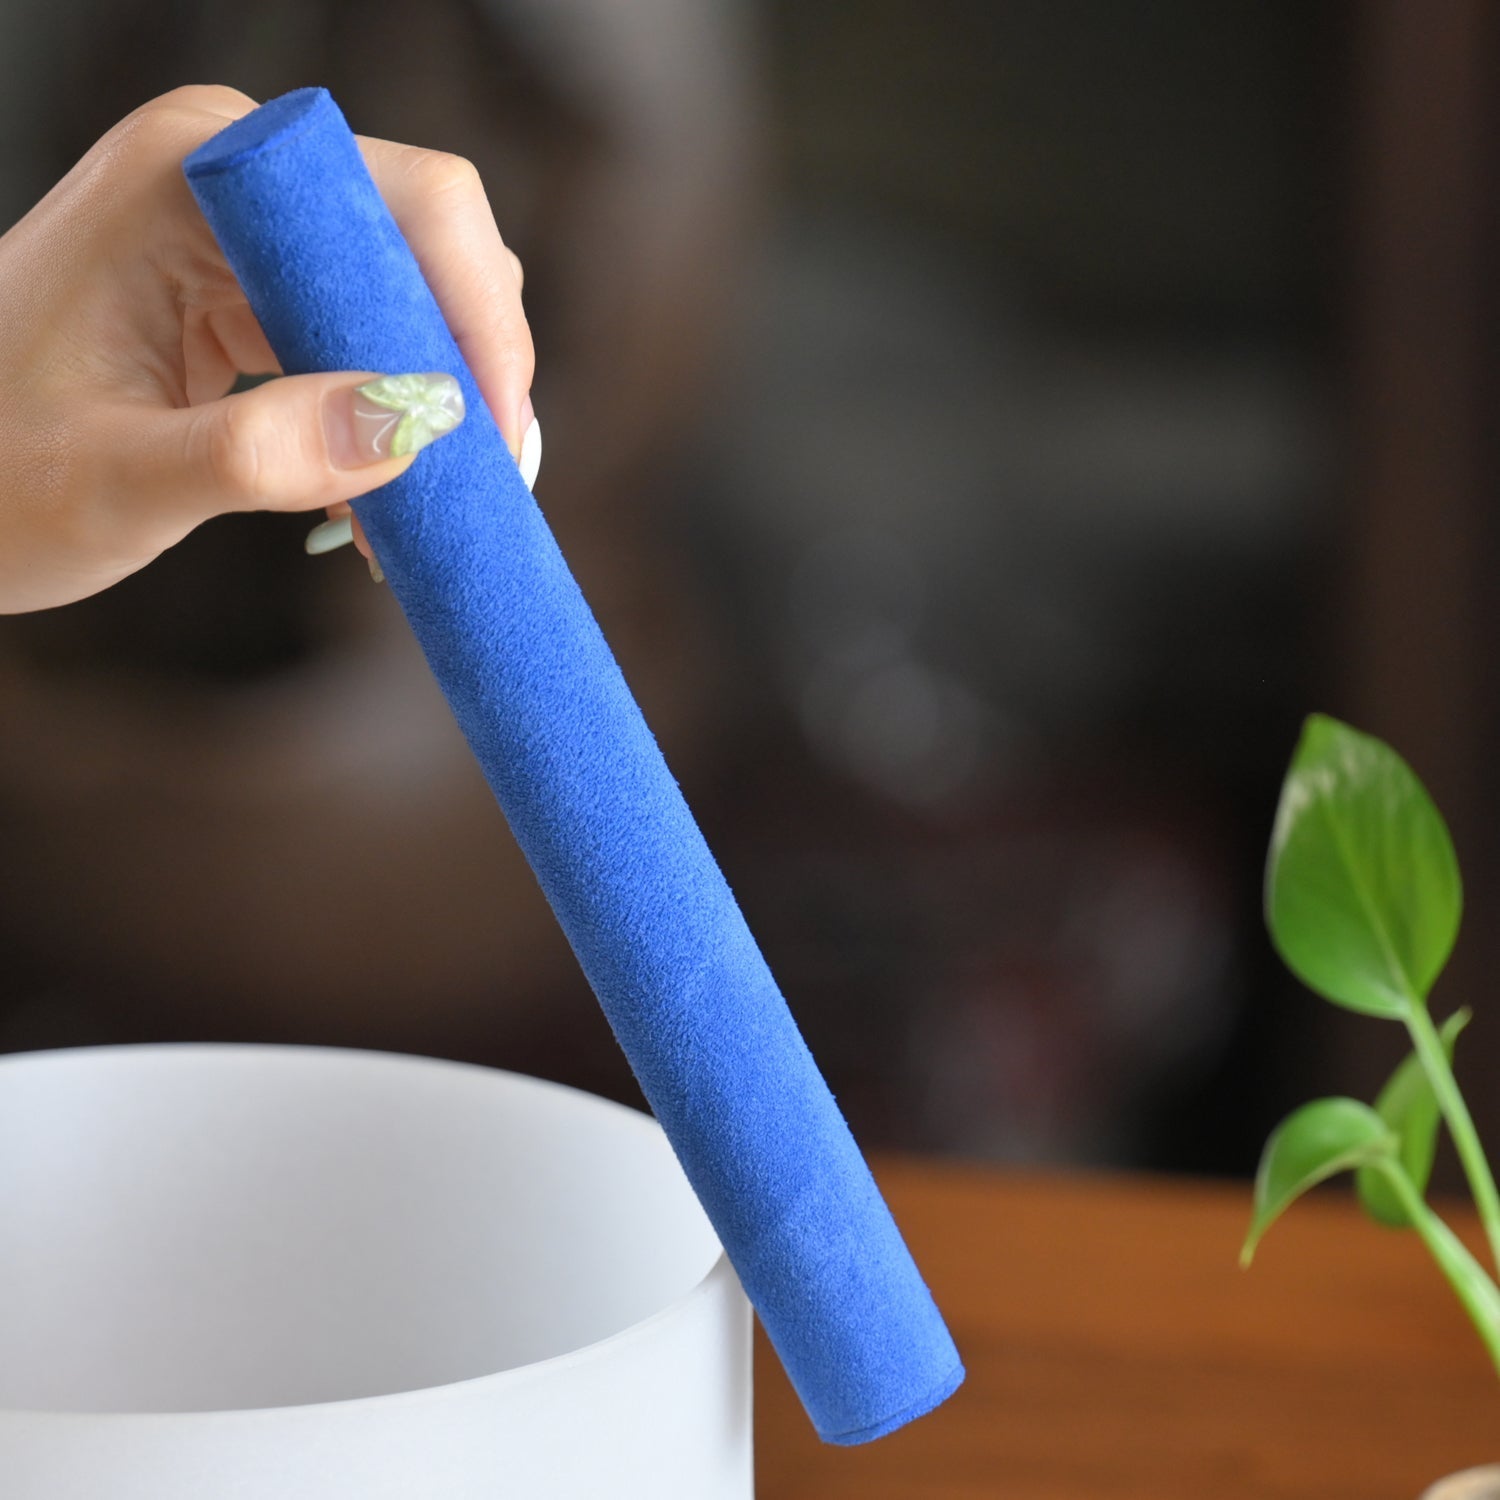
[753,1159,1498,1499]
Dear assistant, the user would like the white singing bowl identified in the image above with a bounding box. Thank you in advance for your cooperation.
[0,1044,752,1498]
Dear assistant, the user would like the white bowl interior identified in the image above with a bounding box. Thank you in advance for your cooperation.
[0,1045,722,1414]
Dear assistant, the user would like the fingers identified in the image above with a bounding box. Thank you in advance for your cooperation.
[130,83,260,124]
[305,504,383,581]
[98,86,262,251]
[103,96,536,468]
[180,302,281,406]
[92,95,533,550]
[114,370,466,534]
[356,137,535,458]
[48,87,270,402]
[197,302,280,378]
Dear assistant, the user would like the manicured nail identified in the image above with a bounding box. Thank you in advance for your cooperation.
[304,513,354,555]
[519,415,542,491]
[368,555,385,585]
[326,373,465,468]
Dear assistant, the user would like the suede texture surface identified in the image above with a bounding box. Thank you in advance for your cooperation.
[184,88,963,1444]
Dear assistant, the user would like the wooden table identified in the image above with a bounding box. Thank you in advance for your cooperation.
[754,1160,1498,1498]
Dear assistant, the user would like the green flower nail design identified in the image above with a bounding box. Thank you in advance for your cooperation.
[354,373,465,458]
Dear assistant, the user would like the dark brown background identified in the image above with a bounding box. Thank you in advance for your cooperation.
[0,1,1494,1192]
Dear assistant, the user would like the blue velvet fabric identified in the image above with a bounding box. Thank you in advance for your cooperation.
[185,88,963,1444]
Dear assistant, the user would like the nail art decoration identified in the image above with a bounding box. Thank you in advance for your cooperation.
[354,373,465,459]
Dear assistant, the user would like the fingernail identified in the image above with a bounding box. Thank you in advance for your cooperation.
[304,513,354,554]
[519,415,542,491]
[327,373,465,467]
[368,555,385,585]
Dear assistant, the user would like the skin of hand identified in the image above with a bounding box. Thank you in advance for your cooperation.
[0,84,533,614]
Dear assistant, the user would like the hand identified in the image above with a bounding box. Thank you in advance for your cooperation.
[0,85,537,613]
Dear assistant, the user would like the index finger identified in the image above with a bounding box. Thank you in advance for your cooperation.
[356,136,534,458]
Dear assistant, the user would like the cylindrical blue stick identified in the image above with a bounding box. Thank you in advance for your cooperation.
[184,88,962,1444]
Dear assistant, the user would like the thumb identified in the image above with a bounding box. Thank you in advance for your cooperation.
[131,371,466,529]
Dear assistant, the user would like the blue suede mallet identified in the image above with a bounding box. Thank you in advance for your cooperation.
[184,88,963,1445]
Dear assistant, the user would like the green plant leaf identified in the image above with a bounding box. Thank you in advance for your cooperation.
[1356,1007,1471,1228]
[1265,714,1462,1019]
[1241,1097,1396,1266]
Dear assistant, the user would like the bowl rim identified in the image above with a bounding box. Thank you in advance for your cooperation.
[0,1041,734,1426]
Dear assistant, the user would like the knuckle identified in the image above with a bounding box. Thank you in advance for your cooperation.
[418,150,484,202]
[147,84,258,118]
[506,248,525,290]
[109,90,250,165]
[202,402,269,506]
[107,105,192,165]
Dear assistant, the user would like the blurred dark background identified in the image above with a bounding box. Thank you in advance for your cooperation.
[1,1,1492,1179]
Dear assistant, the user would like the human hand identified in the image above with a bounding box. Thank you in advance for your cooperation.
[0,85,538,613]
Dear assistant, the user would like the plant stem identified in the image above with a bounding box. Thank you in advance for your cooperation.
[1380,1163,1500,1381]
[1406,1002,1500,1274]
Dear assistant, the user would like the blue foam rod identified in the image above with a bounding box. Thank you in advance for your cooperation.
[184,88,963,1444]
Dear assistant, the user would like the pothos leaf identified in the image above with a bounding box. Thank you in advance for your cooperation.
[1265,715,1462,1020]
[1242,1097,1396,1267]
